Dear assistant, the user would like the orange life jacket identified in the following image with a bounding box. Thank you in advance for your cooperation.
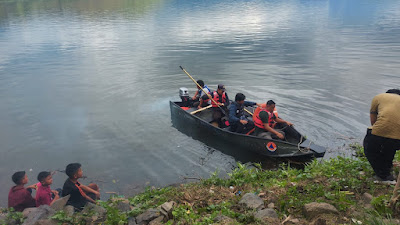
[211,91,227,107]
[253,105,279,129]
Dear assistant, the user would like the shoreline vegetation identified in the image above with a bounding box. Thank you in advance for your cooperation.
[2,144,400,225]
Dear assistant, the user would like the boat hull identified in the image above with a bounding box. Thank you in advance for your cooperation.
[170,101,325,160]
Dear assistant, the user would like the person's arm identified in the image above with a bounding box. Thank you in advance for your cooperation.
[263,123,284,139]
[275,117,293,126]
[243,101,256,107]
[224,93,230,107]
[192,90,199,100]
[26,184,38,190]
[84,194,96,204]
[80,184,100,196]
[370,113,377,126]
[369,96,379,126]
[49,191,60,206]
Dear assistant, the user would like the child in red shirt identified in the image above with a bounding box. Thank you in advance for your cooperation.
[36,171,60,207]
[8,171,37,212]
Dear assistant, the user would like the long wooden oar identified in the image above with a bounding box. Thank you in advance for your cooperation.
[190,105,213,114]
[191,103,225,115]
[179,66,226,115]
[244,108,253,116]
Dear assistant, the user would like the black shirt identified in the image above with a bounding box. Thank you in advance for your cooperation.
[62,179,87,210]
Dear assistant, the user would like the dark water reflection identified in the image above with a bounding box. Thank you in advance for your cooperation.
[0,0,400,205]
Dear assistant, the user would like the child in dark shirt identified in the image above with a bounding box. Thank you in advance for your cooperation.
[62,163,100,211]
[8,171,37,212]
[36,171,60,207]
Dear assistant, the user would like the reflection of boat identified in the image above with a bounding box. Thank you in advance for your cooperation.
[170,101,326,160]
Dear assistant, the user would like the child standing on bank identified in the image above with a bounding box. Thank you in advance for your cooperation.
[62,163,100,211]
[36,171,60,207]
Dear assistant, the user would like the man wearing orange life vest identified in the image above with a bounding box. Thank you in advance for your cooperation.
[253,100,293,140]
[200,84,230,127]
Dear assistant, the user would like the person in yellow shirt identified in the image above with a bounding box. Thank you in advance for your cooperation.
[363,89,400,185]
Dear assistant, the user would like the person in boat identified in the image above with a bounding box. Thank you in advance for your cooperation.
[228,93,261,133]
[192,80,211,108]
[363,89,400,185]
[199,84,230,127]
[253,100,293,140]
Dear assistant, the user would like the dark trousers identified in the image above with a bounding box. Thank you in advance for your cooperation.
[230,121,254,134]
[363,129,400,179]
[212,107,227,127]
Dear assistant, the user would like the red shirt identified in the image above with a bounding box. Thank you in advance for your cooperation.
[36,185,52,207]
[8,186,36,212]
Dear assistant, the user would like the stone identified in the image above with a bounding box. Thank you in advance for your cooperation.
[311,218,327,225]
[33,219,58,225]
[239,193,264,209]
[7,219,19,225]
[82,203,106,222]
[283,218,300,224]
[23,205,56,225]
[149,216,164,225]
[128,217,137,225]
[282,215,300,225]
[303,202,338,219]
[214,215,236,224]
[136,209,161,225]
[160,201,176,219]
[0,214,6,223]
[267,203,275,209]
[383,219,400,224]
[50,195,70,211]
[362,192,373,204]
[63,205,75,217]
[254,208,278,219]
[116,200,131,212]
[365,204,373,209]
[22,208,37,218]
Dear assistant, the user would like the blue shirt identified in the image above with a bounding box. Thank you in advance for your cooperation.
[228,101,256,125]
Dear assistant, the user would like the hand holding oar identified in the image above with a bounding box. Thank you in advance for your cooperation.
[179,66,227,115]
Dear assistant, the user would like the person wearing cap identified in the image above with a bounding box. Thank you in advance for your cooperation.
[192,80,211,108]
[200,84,230,127]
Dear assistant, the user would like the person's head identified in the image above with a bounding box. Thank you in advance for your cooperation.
[197,80,204,89]
[65,163,83,180]
[266,100,276,112]
[217,84,225,94]
[37,171,52,186]
[12,171,28,185]
[235,93,246,104]
[386,89,400,95]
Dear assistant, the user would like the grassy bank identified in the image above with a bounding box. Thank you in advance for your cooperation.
[4,144,400,224]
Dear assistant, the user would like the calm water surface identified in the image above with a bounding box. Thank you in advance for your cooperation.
[0,0,400,205]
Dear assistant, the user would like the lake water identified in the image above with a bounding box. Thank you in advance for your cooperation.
[0,0,400,206]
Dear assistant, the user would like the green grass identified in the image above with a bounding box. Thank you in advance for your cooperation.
[42,144,400,224]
